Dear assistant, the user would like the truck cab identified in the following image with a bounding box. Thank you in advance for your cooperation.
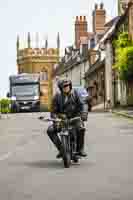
[9,73,40,112]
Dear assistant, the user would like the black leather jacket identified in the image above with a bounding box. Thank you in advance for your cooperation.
[50,89,88,119]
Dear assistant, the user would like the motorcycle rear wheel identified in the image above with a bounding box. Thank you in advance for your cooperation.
[73,157,79,163]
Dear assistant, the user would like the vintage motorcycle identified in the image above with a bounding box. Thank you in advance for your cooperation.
[39,116,82,168]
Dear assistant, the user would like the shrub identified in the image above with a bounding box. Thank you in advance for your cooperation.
[113,32,132,48]
[0,98,11,114]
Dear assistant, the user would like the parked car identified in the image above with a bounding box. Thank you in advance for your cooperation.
[72,85,92,112]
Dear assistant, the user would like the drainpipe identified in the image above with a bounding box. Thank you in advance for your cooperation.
[83,61,86,87]
[105,40,114,109]
[80,64,82,86]
[104,67,106,110]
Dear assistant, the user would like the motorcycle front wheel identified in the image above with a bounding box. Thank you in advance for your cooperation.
[61,135,71,168]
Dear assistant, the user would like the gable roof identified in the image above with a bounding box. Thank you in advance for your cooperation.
[104,16,121,28]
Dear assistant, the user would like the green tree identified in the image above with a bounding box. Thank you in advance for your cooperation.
[114,32,133,81]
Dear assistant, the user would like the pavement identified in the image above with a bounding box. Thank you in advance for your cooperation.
[0,112,133,200]
[91,103,133,119]
[112,107,133,119]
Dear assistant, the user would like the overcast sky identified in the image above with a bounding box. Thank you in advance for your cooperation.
[0,0,117,97]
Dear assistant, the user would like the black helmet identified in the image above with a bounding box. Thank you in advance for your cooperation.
[57,79,72,91]
[57,79,63,91]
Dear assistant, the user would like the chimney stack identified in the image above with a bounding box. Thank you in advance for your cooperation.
[75,16,88,49]
[92,3,106,34]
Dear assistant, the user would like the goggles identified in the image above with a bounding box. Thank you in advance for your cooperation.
[63,84,70,88]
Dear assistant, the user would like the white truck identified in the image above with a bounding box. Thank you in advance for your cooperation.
[9,73,40,112]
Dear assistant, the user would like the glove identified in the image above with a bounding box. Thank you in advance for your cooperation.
[81,112,88,121]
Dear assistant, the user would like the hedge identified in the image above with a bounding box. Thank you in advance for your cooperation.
[0,98,11,114]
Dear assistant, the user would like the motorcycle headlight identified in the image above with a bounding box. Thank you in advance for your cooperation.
[34,96,39,100]
[11,96,16,100]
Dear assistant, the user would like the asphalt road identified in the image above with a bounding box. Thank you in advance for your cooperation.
[0,112,133,200]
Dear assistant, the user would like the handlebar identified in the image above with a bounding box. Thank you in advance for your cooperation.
[38,116,81,123]
[38,116,61,122]
[69,116,81,122]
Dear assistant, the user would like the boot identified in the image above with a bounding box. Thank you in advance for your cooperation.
[56,152,62,159]
[77,132,87,157]
[48,133,63,158]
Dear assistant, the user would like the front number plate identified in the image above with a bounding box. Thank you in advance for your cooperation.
[21,106,30,110]
[60,131,68,136]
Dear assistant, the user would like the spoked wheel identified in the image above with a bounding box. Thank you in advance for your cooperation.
[61,135,71,168]
[71,133,80,164]
[63,152,71,168]
[71,152,80,163]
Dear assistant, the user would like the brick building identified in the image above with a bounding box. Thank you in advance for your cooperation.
[54,3,107,96]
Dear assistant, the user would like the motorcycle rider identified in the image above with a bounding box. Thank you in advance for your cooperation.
[47,79,88,158]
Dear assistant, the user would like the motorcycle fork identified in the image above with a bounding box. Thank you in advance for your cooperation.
[61,133,70,153]
[70,129,77,156]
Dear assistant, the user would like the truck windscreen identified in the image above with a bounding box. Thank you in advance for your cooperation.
[11,84,39,96]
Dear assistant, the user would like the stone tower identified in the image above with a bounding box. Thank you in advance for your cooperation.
[16,33,60,111]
